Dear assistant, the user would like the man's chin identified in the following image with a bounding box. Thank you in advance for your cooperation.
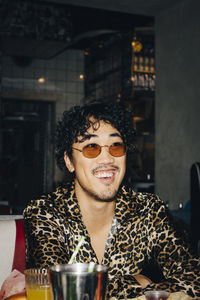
[92,189,118,202]
[77,180,119,202]
[94,195,115,202]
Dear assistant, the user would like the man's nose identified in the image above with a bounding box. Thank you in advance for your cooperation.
[96,145,114,164]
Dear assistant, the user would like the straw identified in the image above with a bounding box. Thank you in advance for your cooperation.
[88,261,95,272]
[96,273,102,300]
[68,236,85,264]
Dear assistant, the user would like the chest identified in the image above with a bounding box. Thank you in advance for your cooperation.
[64,216,149,275]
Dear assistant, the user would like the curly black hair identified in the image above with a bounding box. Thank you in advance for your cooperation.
[55,101,136,171]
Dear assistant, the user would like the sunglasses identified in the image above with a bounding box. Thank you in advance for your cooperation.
[72,142,126,158]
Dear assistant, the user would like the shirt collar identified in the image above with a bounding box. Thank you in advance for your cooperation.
[61,181,138,223]
[115,185,138,223]
[58,181,83,221]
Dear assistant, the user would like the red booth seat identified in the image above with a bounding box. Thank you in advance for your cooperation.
[0,219,26,288]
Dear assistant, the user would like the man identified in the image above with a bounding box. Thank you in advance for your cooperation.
[23,101,200,299]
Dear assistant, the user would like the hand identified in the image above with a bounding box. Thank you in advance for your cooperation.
[133,274,152,289]
[0,270,26,300]
[6,292,27,300]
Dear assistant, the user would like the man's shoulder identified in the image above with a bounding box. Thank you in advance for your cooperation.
[121,184,165,212]
[23,181,73,218]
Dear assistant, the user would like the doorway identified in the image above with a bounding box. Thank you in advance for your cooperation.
[0,99,55,214]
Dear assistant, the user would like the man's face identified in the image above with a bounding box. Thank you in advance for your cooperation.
[64,121,126,202]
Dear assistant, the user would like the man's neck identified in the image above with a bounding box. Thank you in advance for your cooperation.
[77,193,115,225]
[75,180,115,263]
[74,182,116,227]
[75,178,115,222]
[75,187,116,264]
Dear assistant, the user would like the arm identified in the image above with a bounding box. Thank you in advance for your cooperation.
[134,274,152,288]
[143,196,200,298]
[23,198,70,268]
[107,194,200,300]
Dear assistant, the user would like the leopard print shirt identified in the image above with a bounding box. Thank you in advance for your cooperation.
[23,181,200,299]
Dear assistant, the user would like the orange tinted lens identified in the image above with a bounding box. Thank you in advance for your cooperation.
[82,144,101,158]
[109,143,126,157]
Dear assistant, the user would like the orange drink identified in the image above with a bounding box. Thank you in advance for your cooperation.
[25,268,52,300]
[26,285,51,300]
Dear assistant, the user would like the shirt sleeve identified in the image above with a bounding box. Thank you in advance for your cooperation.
[23,199,70,269]
[143,195,200,299]
[107,274,143,299]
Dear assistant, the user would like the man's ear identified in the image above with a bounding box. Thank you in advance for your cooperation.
[64,152,75,173]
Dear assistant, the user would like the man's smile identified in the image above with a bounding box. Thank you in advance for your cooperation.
[94,172,113,178]
[92,166,119,183]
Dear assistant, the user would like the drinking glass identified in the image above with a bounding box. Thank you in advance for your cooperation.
[144,290,170,300]
[49,263,108,300]
[24,268,52,300]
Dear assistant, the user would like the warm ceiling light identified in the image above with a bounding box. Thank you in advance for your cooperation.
[38,77,45,83]
[134,116,144,122]
[79,74,84,79]
[131,76,135,81]
[131,36,142,53]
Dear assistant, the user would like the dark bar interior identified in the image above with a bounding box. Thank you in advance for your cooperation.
[0,0,200,292]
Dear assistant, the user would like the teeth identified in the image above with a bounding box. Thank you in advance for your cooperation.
[95,172,113,178]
